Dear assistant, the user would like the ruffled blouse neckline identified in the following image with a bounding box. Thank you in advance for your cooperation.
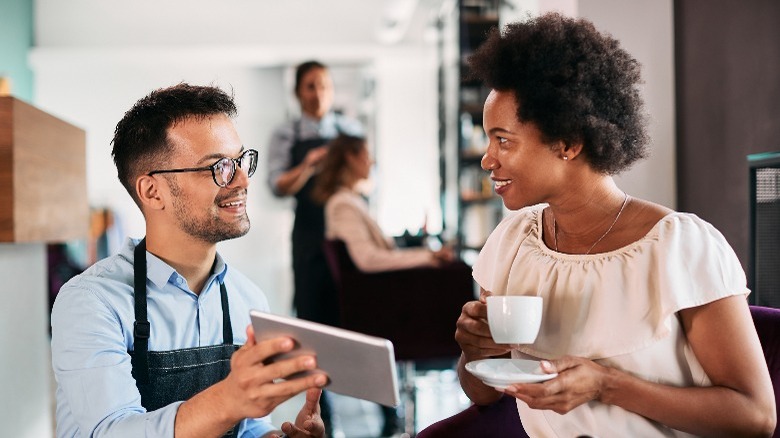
[529,204,678,261]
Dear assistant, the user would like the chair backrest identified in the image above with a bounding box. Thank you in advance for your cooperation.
[750,305,780,437]
[322,239,355,290]
[416,394,527,438]
[322,239,475,361]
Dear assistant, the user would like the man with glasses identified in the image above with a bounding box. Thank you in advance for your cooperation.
[51,83,326,438]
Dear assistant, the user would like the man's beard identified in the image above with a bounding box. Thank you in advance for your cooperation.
[169,179,250,243]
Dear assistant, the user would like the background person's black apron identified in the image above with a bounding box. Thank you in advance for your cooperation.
[290,121,340,328]
[289,121,341,435]
[129,238,240,437]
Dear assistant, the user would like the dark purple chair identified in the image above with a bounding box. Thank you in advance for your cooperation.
[323,239,477,435]
[322,239,475,361]
[417,305,780,438]
[751,305,780,438]
[416,394,528,438]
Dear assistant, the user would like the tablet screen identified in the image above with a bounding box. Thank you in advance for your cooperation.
[250,310,400,407]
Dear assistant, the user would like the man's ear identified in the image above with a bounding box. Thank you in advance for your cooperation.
[136,175,166,211]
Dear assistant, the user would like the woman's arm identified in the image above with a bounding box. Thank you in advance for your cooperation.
[506,296,776,437]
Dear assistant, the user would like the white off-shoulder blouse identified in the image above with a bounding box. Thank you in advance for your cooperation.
[472,204,749,438]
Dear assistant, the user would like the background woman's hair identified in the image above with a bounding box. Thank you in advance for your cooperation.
[468,12,648,175]
[295,60,327,94]
[311,134,367,205]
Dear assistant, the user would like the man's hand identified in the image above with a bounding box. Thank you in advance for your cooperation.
[270,388,326,438]
[275,146,329,196]
[303,146,328,169]
[175,325,328,438]
[219,325,328,421]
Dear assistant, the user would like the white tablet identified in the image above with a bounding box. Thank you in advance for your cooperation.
[249,310,400,407]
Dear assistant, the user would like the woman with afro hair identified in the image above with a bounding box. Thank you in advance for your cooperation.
[454,12,775,437]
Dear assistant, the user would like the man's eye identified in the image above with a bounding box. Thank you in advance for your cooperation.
[498,137,508,144]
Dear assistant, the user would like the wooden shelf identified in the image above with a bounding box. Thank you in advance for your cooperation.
[0,97,88,242]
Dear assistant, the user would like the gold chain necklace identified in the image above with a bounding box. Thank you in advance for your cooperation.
[553,192,630,254]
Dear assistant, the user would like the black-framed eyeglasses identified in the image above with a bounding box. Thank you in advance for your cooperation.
[148,149,259,188]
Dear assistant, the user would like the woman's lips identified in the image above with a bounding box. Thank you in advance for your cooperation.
[493,179,512,195]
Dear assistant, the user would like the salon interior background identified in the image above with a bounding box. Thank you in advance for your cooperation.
[8,0,780,437]
[3,0,675,313]
[0,0,680,436]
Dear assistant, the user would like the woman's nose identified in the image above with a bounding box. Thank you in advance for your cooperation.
[481,146,499,171]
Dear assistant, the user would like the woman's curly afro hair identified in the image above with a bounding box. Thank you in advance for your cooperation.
[468,12,648,175]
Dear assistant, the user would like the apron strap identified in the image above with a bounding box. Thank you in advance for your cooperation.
[133,238,151,384]
[293,119,301,144]
[220,282,233,345]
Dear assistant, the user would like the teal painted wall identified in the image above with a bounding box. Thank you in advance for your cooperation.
[0,0,34,102]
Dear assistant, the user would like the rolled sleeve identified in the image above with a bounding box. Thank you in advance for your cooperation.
[266,123,295,196]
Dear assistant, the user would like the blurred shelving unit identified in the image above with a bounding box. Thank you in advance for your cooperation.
[455,0,504,263]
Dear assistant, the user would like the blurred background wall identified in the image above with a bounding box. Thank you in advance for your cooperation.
[0,1,681,436]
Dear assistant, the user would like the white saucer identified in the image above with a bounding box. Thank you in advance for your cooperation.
[465,358,557,389]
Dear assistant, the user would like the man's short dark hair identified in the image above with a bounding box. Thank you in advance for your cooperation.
[111,83,237,204]
[468,12,648,174]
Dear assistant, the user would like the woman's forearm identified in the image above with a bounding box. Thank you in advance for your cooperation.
[457,353,504,406]
[602,367,775,437]
[275,162,315,196]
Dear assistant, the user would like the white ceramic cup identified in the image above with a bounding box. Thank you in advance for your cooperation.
[486,295,543,344]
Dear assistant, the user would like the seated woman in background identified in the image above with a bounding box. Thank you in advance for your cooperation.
[312,134,453,272]
[454,12,775,437]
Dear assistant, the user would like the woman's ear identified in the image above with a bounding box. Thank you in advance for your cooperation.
[136,175,166,212]
[559,141,584,161]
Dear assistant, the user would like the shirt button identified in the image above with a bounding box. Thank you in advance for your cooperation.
[176,277,183,285]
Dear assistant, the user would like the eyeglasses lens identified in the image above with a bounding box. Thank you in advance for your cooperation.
[241,151,258,177]
[214,158,235,187]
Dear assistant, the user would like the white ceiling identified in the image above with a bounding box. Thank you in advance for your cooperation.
[34,0,451,48]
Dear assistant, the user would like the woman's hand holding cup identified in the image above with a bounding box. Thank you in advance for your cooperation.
[455,289,513,361]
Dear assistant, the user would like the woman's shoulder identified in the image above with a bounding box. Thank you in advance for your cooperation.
[652,210,734,250]
[326,189,366,213]
[328,188,360,203]
[480,204,544,254]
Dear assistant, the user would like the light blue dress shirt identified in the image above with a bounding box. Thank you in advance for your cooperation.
[51,238,276,438]
[266,111,363,196]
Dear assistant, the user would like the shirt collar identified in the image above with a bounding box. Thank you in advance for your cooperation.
[300,111,335,126]
[128,238,229,291]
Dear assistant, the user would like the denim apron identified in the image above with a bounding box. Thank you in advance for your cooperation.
[129,238,240,437]
[290,120,340,328]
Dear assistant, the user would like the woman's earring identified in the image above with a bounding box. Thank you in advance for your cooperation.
[563,155,569,161]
